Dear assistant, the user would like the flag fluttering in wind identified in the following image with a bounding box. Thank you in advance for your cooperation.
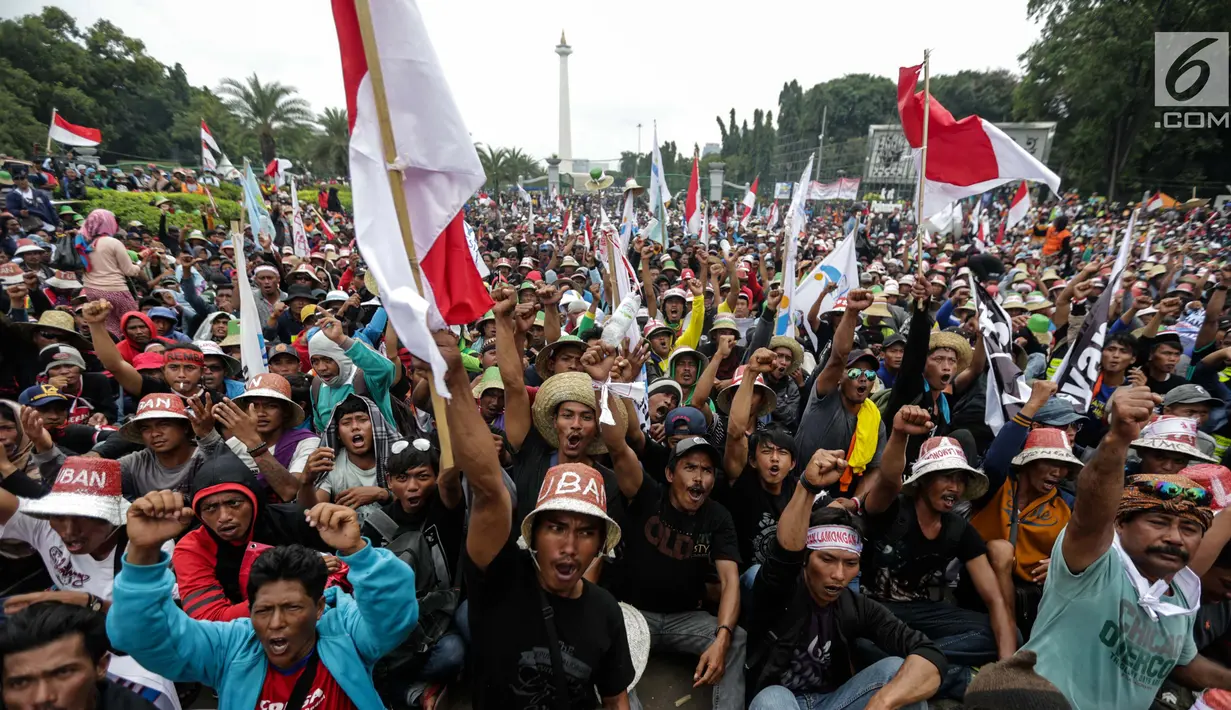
[897,64,1060,209]
[235,166,271,379]
[976,283,1031,434]
[741,176,759,229]
[1145,192,1177,213]
[793,230,858,347]
[264,158,293,188]
[47,110,101,147]
[685,155,701,236]
[776,156,813,337]
[201,120,220,172]
[288,177,310,257]
[765,202,780,230]
[331,0,491,399]
[517,184,532,204]
[1051,209,1137,412]
[1006,180,1032,230]
[201,120,221,153]
[649,123,672,248]
[242,161,274,240]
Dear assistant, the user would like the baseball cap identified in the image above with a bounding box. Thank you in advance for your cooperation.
[268,342,299,363]
[1163,384,1223,409]
[846,349,879,370]
[883,334,907,350]
[1034,398,1086,427]
[18,384,68,408]
[667,436,721,468]
[663,407,707,437]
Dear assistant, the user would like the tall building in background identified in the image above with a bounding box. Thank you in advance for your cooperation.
[556,30,573,173]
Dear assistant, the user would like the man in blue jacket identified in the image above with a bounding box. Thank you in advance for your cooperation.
[4,171,57,232]
[107,492,418,710]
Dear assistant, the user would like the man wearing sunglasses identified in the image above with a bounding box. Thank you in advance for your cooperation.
[1022,385,1231,709]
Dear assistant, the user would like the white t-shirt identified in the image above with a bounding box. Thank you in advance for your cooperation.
[0,511,181,710]
[316,450,378,496]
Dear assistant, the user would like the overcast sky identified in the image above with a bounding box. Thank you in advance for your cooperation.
[7,0,1041,166]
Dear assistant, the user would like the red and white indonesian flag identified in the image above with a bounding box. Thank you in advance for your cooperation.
[264,158,293,188]
[201,120,221,153]
[740,176,759,228]
[48,111,101,147]
[332,0,491,397]
[1146,191,1177,213]
[1006,180,1032,229]
[685,155,701,236]
[897,64,1060,209]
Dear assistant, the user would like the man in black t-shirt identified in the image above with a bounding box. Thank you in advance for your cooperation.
[438,330,635,710]
[861,429,1021,699]
[602,433,747,710]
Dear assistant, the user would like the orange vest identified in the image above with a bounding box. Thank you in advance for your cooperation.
[1041,226,1070,256]
[970,479,1072,582]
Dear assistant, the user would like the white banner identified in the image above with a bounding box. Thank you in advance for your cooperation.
[774,182,793,199]
[806,178,862,201]
[288,177,310,258]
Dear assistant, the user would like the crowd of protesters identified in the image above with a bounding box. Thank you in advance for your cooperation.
[1,153,1231,710]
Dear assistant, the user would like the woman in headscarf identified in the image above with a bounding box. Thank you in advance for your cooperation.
[78,209,156,339]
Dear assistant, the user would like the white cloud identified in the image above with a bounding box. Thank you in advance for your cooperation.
[6,0,1040,166]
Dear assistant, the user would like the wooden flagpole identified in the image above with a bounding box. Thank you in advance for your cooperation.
[47,108,57,153]
[914,49,932,277]
[351,0,454,469]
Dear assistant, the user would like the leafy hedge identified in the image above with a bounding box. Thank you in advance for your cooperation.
[298,188,352,211]
[78,188,242,231]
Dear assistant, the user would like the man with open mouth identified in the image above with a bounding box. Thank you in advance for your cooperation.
[109,493,417,710]
[743,446,943,709]
[1021,385,1230,710]
[860,413,1017,700]
[310,393,402,518]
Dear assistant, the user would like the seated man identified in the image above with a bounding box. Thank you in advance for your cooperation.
[37,343,114,424]
[744,441,942,709]
[1132,415,1219,476]
[0,455,178,709]
[309,394,403,515]
[308,313,396,432]
[362,438,466,708]
[18,384,113,456]
[107,495,418,709]
[173,456,330,622]
[216,373,320,505]
[860,426,1019,698]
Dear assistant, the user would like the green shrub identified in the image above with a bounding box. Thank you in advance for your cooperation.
[298,188,352,211]
[79,188,242,230]
[211,181,242,202]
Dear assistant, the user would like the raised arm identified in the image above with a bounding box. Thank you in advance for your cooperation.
[865,406,933,515]
[777,449,847,551]
[80,300,143,396]
[674,279,706,350]
[1062,386,1160,575]
[953,318,985,396]
[1196,266,1231,350]
[723,347,771,482]
[538,284,563,345]
[491,287,530,450]
[639,244,658,320]
[816,288,873,396]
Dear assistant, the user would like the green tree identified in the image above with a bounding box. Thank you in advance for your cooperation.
[216,74,312,164]
[930,69,1018,123]
[476,144,510,194]
[312,107,350,178]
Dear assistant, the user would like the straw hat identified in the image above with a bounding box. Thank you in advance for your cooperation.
[18,457,128,526]
[709,317,740,336]
[1001,293,1028,312]
[863,297,893,320]
[1024,292,1053,311]
[534,334,588,381]
[14,239,47,256]
[667,347,709,374]
[1131,415,1218,463]
[471,366,505,398]
[928,331,973,374]
[902,437,989,500]
[232,372,305,427]
[120,393,192,443]
[14,310,91,352]
[767,335,804,377]
[715,365,778,416]
[531,372,623,455]
[517,462,621,556]
[622,177,645,195]
[1010,429,1083,469]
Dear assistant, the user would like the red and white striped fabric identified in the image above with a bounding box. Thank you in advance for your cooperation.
[685,156,701,236]
[740,176,759,228]
[1006,180,1032,229]
[48,112,101,147]
[331,0,491,396]
[201,120,221,153]
[897,64,1060,209]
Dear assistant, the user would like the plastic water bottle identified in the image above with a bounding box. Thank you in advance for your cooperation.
[601,292,641,347]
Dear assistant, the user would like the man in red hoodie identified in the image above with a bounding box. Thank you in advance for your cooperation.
[172,455,331,622]
[114,311,170,365]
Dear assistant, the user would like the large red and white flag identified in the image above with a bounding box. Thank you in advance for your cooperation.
[1006,180,1032,229]
[48,111,101,147]
[897,64,1060,209]
[201,120,221,153]
[332,0,491,395]
[740,176,759,228]
[685,155,701,236]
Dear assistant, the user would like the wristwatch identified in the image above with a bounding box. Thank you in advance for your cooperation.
[84,593,103,612]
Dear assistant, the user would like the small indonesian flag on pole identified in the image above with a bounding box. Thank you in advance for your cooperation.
[1006,180,1031,229]
[685,154,702,236]
[48,110,101,147]
[201,120,221,153]
[331,0,491,401]
[741,176,759,229]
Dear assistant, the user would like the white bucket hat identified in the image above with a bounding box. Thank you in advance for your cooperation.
[902,437,989,500]
[1010,429,1083,469]
[20,456,129,526]
[1131,415,1218,463]
[517,463,621,556]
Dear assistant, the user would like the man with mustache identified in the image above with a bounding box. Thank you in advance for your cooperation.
[860,417,1018,699]
[1022,385,1231,709]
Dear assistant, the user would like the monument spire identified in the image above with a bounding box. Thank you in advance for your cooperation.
[555,30,573,173]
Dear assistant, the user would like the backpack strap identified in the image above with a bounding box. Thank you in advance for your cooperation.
[310,377,322,411]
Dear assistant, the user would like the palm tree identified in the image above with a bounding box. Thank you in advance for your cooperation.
[504,147,543,183]
[476,144,511,194]
[217,74,313,164]
[313,107,350,178]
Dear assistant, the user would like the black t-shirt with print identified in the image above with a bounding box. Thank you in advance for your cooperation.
[778,601,839,694]
[463,541,634,710]
[861,495,988,603]
[509,427,624,525]
[604,475,740,614]
[373,492,465,588]
[712,468,796,571]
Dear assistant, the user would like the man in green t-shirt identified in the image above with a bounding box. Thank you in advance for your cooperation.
[1023,385,1231,709]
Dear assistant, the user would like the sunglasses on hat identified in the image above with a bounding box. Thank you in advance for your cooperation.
[1133,480,1212,507]
[845,368,876,380]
